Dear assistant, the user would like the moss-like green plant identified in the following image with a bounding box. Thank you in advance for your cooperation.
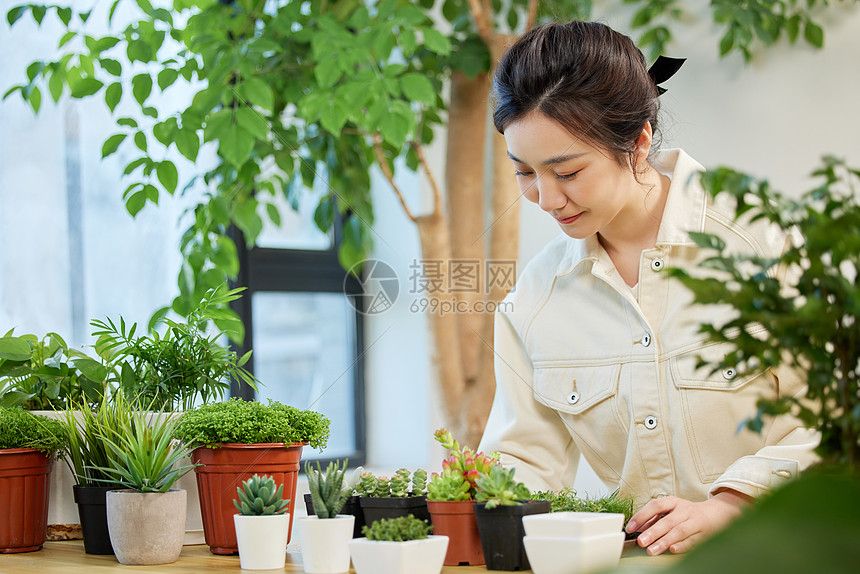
[306,459,349,519]
[427,469,471,502]
[172,398,330,451]
[362,514,433,542]
[474,465,530,509]
[530,488,635,524]
[0,405,64,454]
[233,474,290,516]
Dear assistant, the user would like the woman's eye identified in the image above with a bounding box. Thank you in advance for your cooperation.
[514,169,533,177]
[557,170,582,180]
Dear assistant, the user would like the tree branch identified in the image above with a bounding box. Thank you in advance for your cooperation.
[372,134,417,223]
[526,0,539,31]
[411,142,443,218]
[467,0,494,45]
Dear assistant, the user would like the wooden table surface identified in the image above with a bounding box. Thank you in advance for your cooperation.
[0,539,680,573]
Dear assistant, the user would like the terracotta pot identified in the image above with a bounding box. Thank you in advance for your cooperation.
[106,489,187,565]
[0,448,52,554]
[427,499,484,566]
[191,442,304,555]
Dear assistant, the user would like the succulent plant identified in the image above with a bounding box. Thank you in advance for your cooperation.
[434,428,500,499]
[390,468,411,497]
[427,469,472,501]
[411,468,427,496]
[233,474,290,516]
[305,459,349,519]
[354,471,377,496]
[474,465,530,509]
[362,514,433,542]
[374,475,391,497]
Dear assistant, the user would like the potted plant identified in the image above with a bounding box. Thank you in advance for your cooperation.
[357,468,431,526]
[0,406,64,553]
[92,403,198,565]
[300,459,355,573]
[172,397,330,554]
[304,465,366,538]
[349,515,448,574]
[232,473,290,570]
[530,487,635,537]
[56,399,133,555]
[426,428,498,566]
[472,465,551,571]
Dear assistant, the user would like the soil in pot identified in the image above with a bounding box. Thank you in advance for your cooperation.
[359,495,431,527]
[473,500,551,571]
[427,499,484,566]
[304,493,365,538]
[73,485,115,555]
[0,448,52,554]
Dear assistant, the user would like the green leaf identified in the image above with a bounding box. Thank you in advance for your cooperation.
[0,337,31,361]
[157,68,179,91]
[423,28,451,55]
[314,56,342,89]
[235,106,269,140]
[132,73,153,105]
[804,20,824,49]
[266,203,281,227]
[175,128,199,162]
[102,133,127,158]
[59,30,76,48]
[117,117,138,128]
[157,161,178,194]
[380,112,410,148]
[31,5,46,24]
[319,101,349,135]
[719,29,735,57]
[234,198,263,243]
[218,122,255,167]
[134,131,147,152]
[71,357,107,382]
[56,6,72,26]
[400,73,435,105]
[105,82,122,112]
[240,77,274,112]
[126,190,147,217]
[28,86,42,113]
[7,6,27,26]
[99,58,122,76]
[48,69,65,101]
[70,77,103,98]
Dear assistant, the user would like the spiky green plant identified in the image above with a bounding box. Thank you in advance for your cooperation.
[362,514,433,542]
[475,465,530,509]
[305,459,349,519]
[233,474,290,516]
[59,397,133,487]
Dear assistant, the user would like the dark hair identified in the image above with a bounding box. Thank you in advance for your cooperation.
[493,21,660,172]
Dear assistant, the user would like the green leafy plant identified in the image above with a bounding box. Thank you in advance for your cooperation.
[0,330,109,410]
[91,284,258,411]
[427,469,472,502]
[411,468,427,497]
[390,468,411,498]
[354,471,377,497]
[89,400,198,493]
[530,488,635,523]
[233,474,290,516]
[670,156,860,469]
[305,459,349,519]
[474,465,530,509]
[361,514,433,542]
[172,398,330,451]
[0,405,64,454]
[353,469,427,497]
[433,428,499,499]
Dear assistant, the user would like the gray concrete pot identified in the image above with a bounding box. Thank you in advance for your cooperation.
[106,489,187,565]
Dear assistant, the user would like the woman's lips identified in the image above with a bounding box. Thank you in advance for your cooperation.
[556,212,583,225]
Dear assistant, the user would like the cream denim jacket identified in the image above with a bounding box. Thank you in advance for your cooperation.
[479,149,819,509]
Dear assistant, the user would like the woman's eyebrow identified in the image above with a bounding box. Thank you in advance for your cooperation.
[507,151,588,166]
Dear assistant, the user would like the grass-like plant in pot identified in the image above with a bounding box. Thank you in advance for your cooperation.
[473,465,550,571]
[350,515,447,574]
[301,460,355,573]
[0,406,64,553]
[90,401,198,566]
[530,487,636,538]
[172,397,330,554]
[232,474,290,570]
[356,468,431,527]
[426,428,499,566]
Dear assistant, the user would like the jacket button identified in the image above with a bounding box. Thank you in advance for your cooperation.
[567,391,580,405]
[644,415,658,429]
[722,368,736,380]
[641,333,652,347]
[650,258,665,271]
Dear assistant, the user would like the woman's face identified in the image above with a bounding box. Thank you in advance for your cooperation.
[504,111,642,240]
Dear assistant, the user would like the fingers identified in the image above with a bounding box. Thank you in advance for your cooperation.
[626,496,679,533]
[668,532,705,554]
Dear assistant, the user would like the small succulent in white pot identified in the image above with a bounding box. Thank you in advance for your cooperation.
[233,474,291,570]
[301,459,355,574]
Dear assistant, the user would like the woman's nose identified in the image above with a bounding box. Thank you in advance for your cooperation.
[536,177,567,212]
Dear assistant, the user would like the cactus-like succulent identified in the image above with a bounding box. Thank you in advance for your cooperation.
[362,514,433,541]
[474,465,530,509]
[233,474,290,516]
[390,468,411,497]
[354,471,377,497]
[427,469,471,501]
[374,476,390,497]
[411,468,427,496]
[305,459,349,519]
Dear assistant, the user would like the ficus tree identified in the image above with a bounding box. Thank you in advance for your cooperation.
[4,0,848,447]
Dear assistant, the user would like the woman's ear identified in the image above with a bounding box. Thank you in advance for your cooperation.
[634,121,654,167]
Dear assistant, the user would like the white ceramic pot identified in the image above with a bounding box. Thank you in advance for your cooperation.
[106,489,187,565]
[522,512,625,538]
[299,515,355,573]
[523,531,625,574]
[234,513,290,570]
[349,535,448,574]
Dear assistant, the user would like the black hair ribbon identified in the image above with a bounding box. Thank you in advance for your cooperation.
[648,56,686,95]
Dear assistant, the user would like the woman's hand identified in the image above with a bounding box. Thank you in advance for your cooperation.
[624,490,751,555]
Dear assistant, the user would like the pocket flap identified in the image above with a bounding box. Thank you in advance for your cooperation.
[532,363,620,414]
[671,343,762,391]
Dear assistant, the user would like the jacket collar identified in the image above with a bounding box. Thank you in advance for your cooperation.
[555,149,707,277]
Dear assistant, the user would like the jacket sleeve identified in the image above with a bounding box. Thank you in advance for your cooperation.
[478,308,581,493]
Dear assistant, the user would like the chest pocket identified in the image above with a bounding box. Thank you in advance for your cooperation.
[670,342,773,482]
[532,363,621,414]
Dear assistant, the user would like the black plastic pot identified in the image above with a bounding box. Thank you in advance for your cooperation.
[73,485,115,555]
[473,500,551,571]
[303,493,366,538]
[359,495,432,527]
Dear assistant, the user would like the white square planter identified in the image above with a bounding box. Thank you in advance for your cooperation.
[349,535,448,574]
[522,512,625,538]
[523,531,625,574]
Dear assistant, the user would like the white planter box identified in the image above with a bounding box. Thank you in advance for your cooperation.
[523,532,625,574]
[234,513,290,570]
[349,535,448,574]
[522,512,625,538]
[299,515,354,573]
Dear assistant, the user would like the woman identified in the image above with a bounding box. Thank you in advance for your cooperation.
[478,21,819,556]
